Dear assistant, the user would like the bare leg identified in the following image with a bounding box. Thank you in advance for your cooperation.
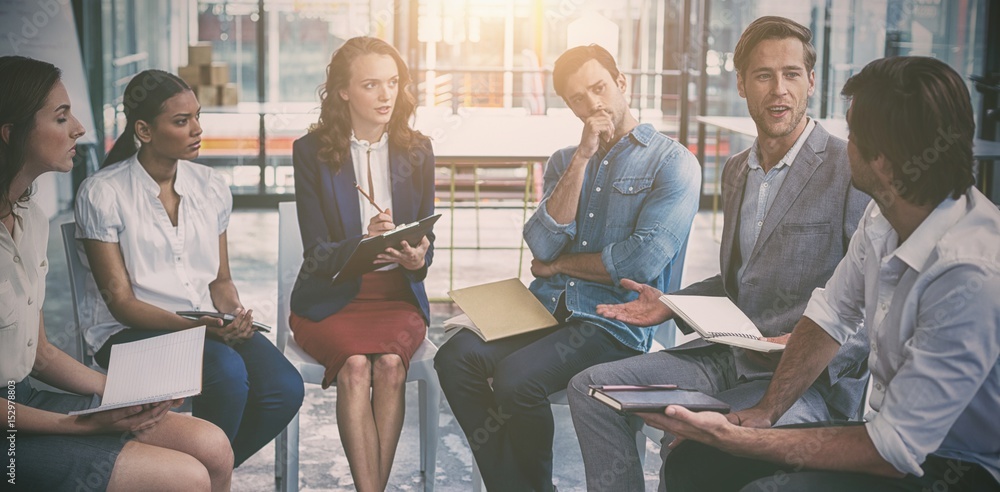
[337,354,381,492]
[371,354,407,489]
[108,412,233,492]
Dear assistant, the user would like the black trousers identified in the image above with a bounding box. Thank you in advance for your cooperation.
[663,422,1000,492]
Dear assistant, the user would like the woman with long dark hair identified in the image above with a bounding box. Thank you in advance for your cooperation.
[1,55,233,491]
[290,36,435,491]
[75,69,304,467]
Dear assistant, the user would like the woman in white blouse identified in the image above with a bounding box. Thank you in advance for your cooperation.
[75,69,303,467]
[1,56,232,491]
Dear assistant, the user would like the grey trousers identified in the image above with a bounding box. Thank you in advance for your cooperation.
[567,345,833,492]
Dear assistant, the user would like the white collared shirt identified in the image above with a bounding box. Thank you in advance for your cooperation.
[351,131,396,271]
[350,131,393,226]
[804,187,1000,481]
[74,154,232,351]
[0,200,48,383]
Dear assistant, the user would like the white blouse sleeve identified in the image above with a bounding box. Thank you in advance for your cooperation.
[208,169,233,234]
[74,178,123,243]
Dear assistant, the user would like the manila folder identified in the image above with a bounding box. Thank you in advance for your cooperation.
[448,278,559,342]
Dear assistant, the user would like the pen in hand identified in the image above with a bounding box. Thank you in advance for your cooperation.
[355,183,385,214]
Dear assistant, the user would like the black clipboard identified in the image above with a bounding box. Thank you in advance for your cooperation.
[332,214,441,285]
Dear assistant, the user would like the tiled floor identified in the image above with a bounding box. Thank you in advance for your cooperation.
[41,205,722,491]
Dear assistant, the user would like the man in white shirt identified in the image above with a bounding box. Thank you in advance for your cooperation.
[643,56,1000,492]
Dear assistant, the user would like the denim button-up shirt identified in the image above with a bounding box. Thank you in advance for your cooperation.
[523,123,701,352]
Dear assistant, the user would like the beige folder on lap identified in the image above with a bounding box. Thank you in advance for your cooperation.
[446,278,560,342]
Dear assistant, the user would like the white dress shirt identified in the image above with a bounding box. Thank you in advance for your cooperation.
[351,131,396,271]
[74,154,232,351]
[804,187,1000,481]
[0,200,49,383]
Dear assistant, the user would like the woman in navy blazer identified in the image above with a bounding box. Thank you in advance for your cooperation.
[289,36,434,492]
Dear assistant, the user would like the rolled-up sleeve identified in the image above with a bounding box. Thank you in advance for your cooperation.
[74,178,122,243]
[803,211,869,345]
[600,149,700,285]
[865,263,1000,476]
[524,150,577,262]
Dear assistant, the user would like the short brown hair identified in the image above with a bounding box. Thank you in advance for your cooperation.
[552,44,621,99]
[842,56,975,205]
[733,16,817,74]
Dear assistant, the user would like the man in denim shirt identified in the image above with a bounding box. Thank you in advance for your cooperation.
[435,44,701,491]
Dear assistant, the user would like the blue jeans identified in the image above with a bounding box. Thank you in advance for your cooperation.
[435,320,640,491]
[96,330,304,466]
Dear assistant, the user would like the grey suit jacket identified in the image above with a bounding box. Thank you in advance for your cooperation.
[670,122,871,419]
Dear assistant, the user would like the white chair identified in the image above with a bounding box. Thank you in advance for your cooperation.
[273,202,441,492]
[60,222,90,365]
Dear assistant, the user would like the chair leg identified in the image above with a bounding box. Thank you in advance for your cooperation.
[275,427,286,490]
[419,377,440,492]
[635,428,647,468]
[276,410,300,492]
[472,459,484,492]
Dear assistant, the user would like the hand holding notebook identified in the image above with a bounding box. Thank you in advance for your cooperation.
[588,384,730,413]
[332,214,442,285]
[70,327,205,415]
[659,295,786,352]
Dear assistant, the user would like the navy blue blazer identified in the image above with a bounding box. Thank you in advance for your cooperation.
[290,131,435,323]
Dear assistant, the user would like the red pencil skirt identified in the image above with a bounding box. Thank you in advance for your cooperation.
[289,269,427,388]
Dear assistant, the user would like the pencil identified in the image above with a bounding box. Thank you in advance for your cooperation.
[354,183,385,214]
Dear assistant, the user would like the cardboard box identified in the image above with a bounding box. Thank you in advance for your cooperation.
[177,65,202,87]
[188,43,213,66]
[218,83,239,106]
[195,85,218,107]
[200,62,230,86]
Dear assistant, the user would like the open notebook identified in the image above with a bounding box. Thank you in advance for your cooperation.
[70,327,205,415]
[659,295,785,353]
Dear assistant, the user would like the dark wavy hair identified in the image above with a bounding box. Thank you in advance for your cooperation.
[0,56,62,221]
[311,36,422,171]
[842,56,975,205]
[103,69,191,167]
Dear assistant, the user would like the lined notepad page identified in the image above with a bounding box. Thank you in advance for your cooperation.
[70,327,205,415]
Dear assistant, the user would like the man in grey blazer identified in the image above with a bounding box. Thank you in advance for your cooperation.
[566,16,871,491]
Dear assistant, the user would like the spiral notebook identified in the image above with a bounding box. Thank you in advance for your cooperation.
[69,327,205,415]
[659,295,785,353]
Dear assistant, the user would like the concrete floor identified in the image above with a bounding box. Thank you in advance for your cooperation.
[41,205,722,491]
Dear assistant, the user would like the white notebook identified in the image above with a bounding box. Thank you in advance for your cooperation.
[70,327,205,415]
[659,295,785,353]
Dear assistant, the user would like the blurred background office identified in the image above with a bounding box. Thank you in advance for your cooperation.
[3,0,996,217]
